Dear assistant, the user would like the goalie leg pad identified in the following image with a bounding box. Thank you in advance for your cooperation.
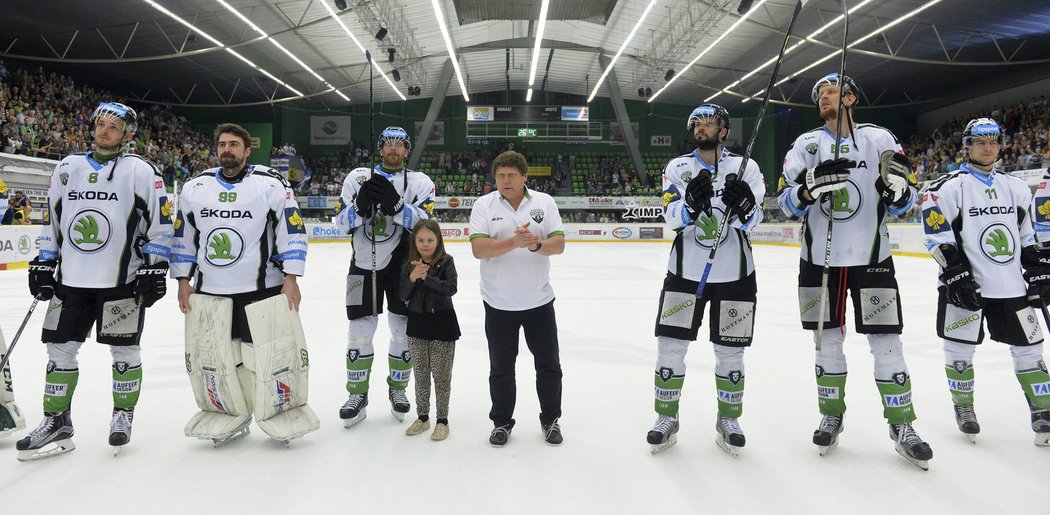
[245,293,320,441]
[184,294,252,439]
[0,330,25,436]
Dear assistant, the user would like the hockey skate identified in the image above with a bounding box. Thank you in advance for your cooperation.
[109,408,134,456]
[889,423,933,471]
[340,393,368,428]
[1031,408,1050,447]
[389,388,410,423]
[16,411,75,461]
[211,417,251,447]
[715,415,745,457]
[813,414,844,456]
[953,404,980,444]
[647,415,679,454]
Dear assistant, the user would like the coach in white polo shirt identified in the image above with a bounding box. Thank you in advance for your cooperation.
[469,150,566,448]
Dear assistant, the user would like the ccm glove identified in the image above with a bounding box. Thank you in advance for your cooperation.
[802,158,855,200]
[934,244,982,311]
[134,262,169,308]
[875,150,913,207]
[684,170,714,218]
[721,177,756,223]
[1021,245,1050,308]
[367,175,404,216]
[28,258,57,300]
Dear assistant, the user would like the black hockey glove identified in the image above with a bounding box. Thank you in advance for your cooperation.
[1021,245,1050,309]
[934,244,982,311]
[134,262,169,308]
[367,175,404,216]
[721,177,756,224]
[684,170,714,219]
[28,258,57,300]
[801,158,854,201]
[875,151,913,208]
[354,182,377,218]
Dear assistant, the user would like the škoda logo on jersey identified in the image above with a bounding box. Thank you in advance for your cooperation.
[68,209,111,253]
[979,223,1015,264]
[204,227,244,267]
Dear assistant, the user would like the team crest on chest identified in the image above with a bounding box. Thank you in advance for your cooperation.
[530,209,545,223]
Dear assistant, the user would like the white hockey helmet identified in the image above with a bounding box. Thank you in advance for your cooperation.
[811,73,859,105]
[377,126,411,152]
[90,102,138,135]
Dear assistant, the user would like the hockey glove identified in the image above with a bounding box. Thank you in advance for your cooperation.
[367,176,404,216]
[803,158,854,200]
[1021,245,1050,308]
[354,182,377,218]
[875,151,913,207]
[684,170,714,219]
[721,177,756,224]
[134,261,169,308]
[934,244,982,311]
[27,258,57,300]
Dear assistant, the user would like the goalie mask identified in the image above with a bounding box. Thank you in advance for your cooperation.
[686,104,731,142]
[811,73,859,105]
[377,126,411,152]
[962,117,1003,167]
[90,102,138,136]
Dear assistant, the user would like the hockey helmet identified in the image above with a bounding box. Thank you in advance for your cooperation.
[811,73,860,105]
[686,104,731,141]
[90,102,138,135]
[962,117,1003,165]
[377,126,411,152]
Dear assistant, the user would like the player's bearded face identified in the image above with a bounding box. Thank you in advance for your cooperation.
[694,120,721,151]
[220,151,245,168]
[381,141,407,167]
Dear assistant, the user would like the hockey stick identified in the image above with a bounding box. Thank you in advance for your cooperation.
[815,0,850,351]
[695,0,808,298]
[0,299,40,374]
[367,49,378,318]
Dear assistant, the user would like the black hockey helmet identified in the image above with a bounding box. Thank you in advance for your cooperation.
[686,104,731,142]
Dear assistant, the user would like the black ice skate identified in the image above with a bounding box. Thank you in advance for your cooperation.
[813,414,844,456]
[340,393,368,428]
[16,411,75,461]
[889,423,933,471]
[647,415,679,454]
[715,415,745,457]
[953,404,980,444]
[109,407,134,456]
[1031,408,1050,447]
[389,388,410,423]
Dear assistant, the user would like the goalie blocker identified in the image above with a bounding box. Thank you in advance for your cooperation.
[184,293,319,444]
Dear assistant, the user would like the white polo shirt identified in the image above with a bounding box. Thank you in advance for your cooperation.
[469,188,565,311]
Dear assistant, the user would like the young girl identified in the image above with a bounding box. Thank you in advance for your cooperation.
[398,219,460,440]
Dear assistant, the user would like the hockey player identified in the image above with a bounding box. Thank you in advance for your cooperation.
[171,123,318,446]
[333,127,435,427]
[1,328,26,437]
[16,102,171,460]
[777,73,933,469]
[647,104,765,455]
[925,118,1050,446]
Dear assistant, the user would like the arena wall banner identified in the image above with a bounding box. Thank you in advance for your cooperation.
[309,116,352,145]
[0,225,40,268]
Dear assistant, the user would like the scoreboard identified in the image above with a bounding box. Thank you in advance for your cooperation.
[467,105,589,122]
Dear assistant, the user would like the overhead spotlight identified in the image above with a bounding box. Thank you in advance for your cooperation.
[645,87,652,97]
[387,48,396,63]
[392,69,401,82]
[187,33,198,43]
[413,86,421,96]
[638,88,645,98]
[376,27,388,41]
[664,69,675,82]
[335,0,348,10]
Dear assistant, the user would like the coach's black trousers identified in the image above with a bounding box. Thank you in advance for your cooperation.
[484,300,563,428]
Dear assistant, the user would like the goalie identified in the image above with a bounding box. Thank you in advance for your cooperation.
[171,123,318,446]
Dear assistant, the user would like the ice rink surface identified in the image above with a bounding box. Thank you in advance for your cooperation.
[1,241,1048,514]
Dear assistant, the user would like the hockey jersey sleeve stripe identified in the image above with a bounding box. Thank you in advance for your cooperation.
[171,252,196,263]
[779,186,808,218]
[277,250,307,261]
[469,232,490,240]
[887,189,915,216]
[40,249,59,261]
[143,242,171,258]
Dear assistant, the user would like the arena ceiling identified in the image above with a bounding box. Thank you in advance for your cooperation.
[2,0,1049,113]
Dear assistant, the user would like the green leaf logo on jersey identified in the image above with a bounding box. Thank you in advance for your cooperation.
[985,228,1013,257]
[207,233,235,260]
[73,215,104,245]
[372,215,389,237]
[832,189,854,213]
[696,213,718,240]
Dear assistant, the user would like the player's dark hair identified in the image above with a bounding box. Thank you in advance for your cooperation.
[214,123,252,149]
[492,151,528,176]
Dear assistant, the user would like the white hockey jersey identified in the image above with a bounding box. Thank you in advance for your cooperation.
[922,164,1035,299]
[170,166,307,295]
[778,124,917,266]
[662,148,766,283]
[332,166,435,270]
[38,152,172,288]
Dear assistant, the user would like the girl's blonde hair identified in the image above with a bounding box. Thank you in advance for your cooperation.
[406,219,448,267]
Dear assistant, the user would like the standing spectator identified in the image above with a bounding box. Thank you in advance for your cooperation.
[469,151,566,447]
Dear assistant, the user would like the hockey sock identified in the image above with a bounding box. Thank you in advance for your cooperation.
[654,369,684,416]
[816,372,847,416]
[387,353,412,391]
[1015,365,1050,410]
[112,363,142,409]
[713,344,745,418]
[876,375,917,425]
[345,350,374,395]
[43,367,79,413]
[945,362,975,405]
